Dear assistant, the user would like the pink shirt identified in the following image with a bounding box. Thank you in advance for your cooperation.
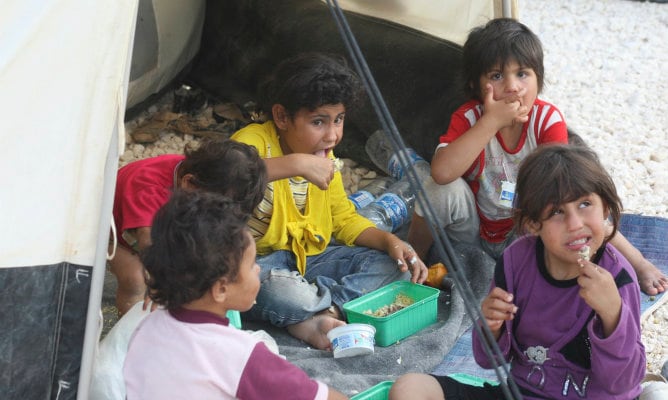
[123,308,328,400]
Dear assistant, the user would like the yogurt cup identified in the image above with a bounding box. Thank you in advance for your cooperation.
[327,323,376,358]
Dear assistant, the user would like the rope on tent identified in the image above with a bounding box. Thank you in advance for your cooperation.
[324,1,522,398]
[108,216,118,260]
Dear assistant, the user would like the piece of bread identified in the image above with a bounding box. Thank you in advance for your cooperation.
[333,157,344,172]
[425,262,448,288]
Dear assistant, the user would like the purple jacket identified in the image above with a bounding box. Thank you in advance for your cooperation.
[473,236,645,399]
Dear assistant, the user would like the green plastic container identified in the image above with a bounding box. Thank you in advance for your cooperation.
[226,310,242,329]
[343,281,439,346]
[351,380,393,400]
[448,373,498,387]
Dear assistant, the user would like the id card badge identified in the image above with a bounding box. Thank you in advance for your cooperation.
[499,180,516,209]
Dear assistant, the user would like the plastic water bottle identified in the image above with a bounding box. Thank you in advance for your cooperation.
[359,130,432,232]
[348,176,395,209]
[358,179,418,232]
[365,129,431,180]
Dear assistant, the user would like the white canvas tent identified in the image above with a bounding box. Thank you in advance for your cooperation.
[0,1,137,398]
[0,0,515,398]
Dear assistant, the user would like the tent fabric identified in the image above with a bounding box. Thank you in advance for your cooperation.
[125,0,205,109]
[0,263,92,399]
[326,0,518,45]
[0,1,137,398]
[0,0,134,268]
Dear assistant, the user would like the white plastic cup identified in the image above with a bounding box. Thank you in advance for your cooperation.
[327,323,376,358]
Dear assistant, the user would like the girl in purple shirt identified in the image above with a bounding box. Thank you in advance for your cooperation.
[390,145,645,399]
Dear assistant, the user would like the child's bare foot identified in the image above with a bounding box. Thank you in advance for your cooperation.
[287,311,346,350]
[635,260,668,296]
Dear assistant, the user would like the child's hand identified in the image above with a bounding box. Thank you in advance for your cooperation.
[482,84,530,129]
[387,238,428,284]
[577,259,622,337]
[301,154,337,190]
[481,287,518,338]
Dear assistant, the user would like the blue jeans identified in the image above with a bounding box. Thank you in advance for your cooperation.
[244,245,410,327]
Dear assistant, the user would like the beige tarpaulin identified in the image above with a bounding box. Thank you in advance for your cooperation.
[325,0,519,45]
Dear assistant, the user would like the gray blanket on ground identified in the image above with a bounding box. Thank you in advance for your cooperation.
[243,242,495,397]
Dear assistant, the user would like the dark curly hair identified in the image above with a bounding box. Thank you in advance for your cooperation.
[258,52,363,119]
[463,18,545,100]
[179,138,267,213]
[142,190,251,310]
[513,144,622,245]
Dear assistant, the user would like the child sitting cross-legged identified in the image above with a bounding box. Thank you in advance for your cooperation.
[231,52,428,350]
[122,191,348,399]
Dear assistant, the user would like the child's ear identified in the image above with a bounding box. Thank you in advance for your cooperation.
[211,278,228,303]
[272,104,289,130]
[179,173,197,190]
[525,220,541,236]
[602,208,612,232]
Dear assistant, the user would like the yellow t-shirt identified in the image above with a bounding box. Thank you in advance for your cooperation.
[231,121,375,275]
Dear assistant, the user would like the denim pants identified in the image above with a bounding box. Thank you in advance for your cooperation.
[244,244,410,327]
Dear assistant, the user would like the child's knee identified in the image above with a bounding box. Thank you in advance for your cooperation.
[390,373,442,400]
[258,269,332,314]
[389,373,422,398]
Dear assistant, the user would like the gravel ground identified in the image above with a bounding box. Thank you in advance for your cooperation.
[522,0,668,217]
